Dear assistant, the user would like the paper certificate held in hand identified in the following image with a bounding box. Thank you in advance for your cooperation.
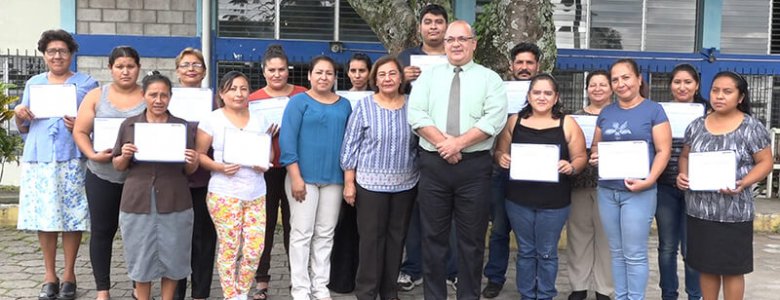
[133,123,187,162]
[168,87,213,122]
[409,55,448,73]
[222,128,272,169]
[688,151,736,191]
[659,102,705,138]
[571,115,598,148]
[249,97,289,126]
[504,81,530,114]
[510,143,560,182]
[92,118,126,152]
[28,84,78,118]
[597,140,649,180]
[336,91,373,109]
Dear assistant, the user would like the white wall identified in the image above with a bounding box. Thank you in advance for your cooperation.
[0,0,61,53]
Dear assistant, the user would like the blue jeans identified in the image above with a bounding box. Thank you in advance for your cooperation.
[483,166,510,285]
[597,186,657,300]
[400,201,458,280]
[506,200,570,300]
[656,184,701,300]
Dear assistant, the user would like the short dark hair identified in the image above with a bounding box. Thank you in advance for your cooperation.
[347,52,372,72]
[141,71,172,95]
[510,42,541,63]
[419,4,448,22]
[37,29,78,54]
[109,46,140,67]
[263,44,289,67]
[670,63,706,105]
[309,55,337,72]
[610,58,648,98]
[517,73,564,119]
[218,70,250,94]
[712,71,752,115]
[369,56,405,93]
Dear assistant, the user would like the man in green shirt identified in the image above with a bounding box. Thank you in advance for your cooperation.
[407,20,508,300]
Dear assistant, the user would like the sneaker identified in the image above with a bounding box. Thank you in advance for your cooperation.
[397,272,422,291]
[481,281,503,298]
[446,277,457,291]
[568,290,587,300]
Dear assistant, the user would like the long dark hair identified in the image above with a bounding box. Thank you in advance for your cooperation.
[108,46,140,67]
[669,63,706,105]
[518,73,564,119]
[711,71,751,115]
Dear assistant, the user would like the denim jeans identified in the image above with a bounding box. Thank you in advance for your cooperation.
[656,184,701,300]
[483,166,510,285]
[597,186,657,300]
[506,200,570,300]
[400,201,458,280]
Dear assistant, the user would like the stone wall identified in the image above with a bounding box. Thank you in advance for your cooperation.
[76,0,197,36]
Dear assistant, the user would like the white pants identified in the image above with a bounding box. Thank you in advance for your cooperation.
[286,176,343,300]
[566,187,614,296]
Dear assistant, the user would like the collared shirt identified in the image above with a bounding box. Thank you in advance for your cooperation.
[407,60,508,152]
[113,111,197,214]
[20,72,99,162]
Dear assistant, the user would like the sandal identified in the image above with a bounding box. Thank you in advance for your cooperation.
[38,280,59,300]
[252,288,269,300]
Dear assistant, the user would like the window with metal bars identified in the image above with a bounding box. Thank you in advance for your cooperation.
[771,0,780,54]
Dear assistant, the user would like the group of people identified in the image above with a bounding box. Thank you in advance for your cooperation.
[16,4,771,300]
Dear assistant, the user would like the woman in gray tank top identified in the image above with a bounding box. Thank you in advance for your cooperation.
[72,46,145,300]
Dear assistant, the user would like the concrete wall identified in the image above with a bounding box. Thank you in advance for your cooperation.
[76,0,197,36]
[0,0,61,53]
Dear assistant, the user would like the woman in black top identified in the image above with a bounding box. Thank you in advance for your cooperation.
[494,74,587,299]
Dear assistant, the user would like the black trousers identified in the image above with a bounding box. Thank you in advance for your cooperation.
[174,186,217,299]
[255,167,292,283]
[417,150,492,300]
[354,184,416,300]
[85,170,123,291]
[327,201,360,293]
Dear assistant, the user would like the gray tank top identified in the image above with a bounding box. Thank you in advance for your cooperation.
[86,84,146,183]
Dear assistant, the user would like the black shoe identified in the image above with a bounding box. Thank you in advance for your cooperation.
[595,292,611,300]
[568,290,587,300]
[481,281,503,298]
[38,281,59,300]
[56,282,76,300]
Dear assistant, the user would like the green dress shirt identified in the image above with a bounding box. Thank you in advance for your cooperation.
[408,60,508,152]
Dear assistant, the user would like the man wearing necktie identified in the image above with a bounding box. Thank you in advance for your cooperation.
[408,20,508,300]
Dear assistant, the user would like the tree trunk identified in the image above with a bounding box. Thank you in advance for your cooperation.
[475,0,557,78]
[347,0,452,56]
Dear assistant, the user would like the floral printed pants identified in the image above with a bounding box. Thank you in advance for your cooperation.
[207,192,266,299]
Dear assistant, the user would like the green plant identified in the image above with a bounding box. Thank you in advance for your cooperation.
[0,82,23,182]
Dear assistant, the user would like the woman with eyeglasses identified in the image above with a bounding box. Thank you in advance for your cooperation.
[677,71,772,300]
[171,48,217,300]
[15,29,98,300]
[73,45,146,300]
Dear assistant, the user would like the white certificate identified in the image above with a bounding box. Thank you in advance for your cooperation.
[510,143,560,182]
[597,140,649,180]
[92,118,125,152]
[504,81,530,114]
[28,84,78,118]
[659,102,705,138]
[223,128,272,169]
[168,87,213,122]
[409,55,448,72]
[249,96,289,126]
[688,151,736,191]
[133,123,187,162]
[571,115,598,149]
[336,91,373,109]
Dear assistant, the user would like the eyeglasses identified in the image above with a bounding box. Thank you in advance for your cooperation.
[444,36,474,44]
[45,48,70,57]
[178,62,205,69]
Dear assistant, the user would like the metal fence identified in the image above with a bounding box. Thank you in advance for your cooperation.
[1,50,46,133]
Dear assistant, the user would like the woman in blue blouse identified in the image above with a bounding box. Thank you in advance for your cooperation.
[340,56,419,300]
[279,55,352,300]
[15,29,98,300]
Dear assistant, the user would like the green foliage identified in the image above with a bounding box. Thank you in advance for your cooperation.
[0,83,23,181]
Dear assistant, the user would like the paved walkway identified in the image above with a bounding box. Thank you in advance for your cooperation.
[1,225,780,300]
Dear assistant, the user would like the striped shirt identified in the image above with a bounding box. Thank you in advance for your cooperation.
[340,95,419,192]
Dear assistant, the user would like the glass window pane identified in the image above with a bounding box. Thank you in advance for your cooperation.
[644,0,696,52]
[589,0,642,50]
[339,0,379,42]
[553,0,588,49]
[217,0,275,38]
[280,0,334,40]
[721,0,770,54]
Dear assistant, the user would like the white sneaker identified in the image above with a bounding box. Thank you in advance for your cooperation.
[397,272,423,291]
[446,277,458,291]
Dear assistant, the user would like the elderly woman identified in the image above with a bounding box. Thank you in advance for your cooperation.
[15,29,98,300]
[340,56,418,300]
[112,73,199,300]
[172,47,217,300]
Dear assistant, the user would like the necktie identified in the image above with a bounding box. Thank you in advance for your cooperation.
[447,67,462,136]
